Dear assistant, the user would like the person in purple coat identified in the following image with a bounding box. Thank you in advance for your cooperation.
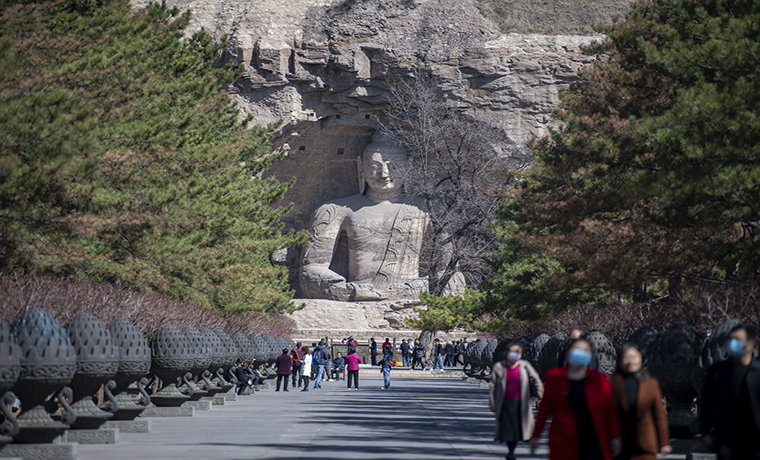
[275,348,292,392]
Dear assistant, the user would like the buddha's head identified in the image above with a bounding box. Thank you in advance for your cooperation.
[357,132,408,202]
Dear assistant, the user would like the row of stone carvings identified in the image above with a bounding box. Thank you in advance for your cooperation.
[461,320,746,438]
[0,308,292,447]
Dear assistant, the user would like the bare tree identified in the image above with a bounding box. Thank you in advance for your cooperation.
[380,71,526,297]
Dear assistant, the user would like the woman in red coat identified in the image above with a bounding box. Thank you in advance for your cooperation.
[531,338,622,460]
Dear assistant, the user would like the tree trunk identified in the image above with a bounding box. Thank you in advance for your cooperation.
[419,330,435,368]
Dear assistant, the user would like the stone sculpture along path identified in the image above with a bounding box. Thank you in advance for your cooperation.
[77,376,542,460]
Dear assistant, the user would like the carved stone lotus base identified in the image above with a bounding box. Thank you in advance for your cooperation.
[63,397,113,430]
[211,377,234,393]
[105,392,147,421]
[197,375,222,397]
[13,406,69,444]
[150,384,189,407]
[177,382,207,401]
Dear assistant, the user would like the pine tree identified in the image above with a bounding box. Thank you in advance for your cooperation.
[0,0,304,313]
[489,0,760,318]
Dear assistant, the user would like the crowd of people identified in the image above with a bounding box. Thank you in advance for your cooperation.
[488,325,759,460]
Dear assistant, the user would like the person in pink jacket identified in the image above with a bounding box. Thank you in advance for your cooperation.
[344,347,363,390]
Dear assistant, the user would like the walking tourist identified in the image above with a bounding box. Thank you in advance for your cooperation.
[291,342,303,388]
[489,341,544,460]
[300,346,312,391]
[444,340,454,367]
[610,343,671,460]
[433,338,444,371]
[559,329,600,371]
[412,339,425,370]
[380,344,394,389]
[700,323,760,460]
[330,352,345,380]
[400,339,411,367]
[531,337,622,460]
[313,340,328,389]
[454,340,463,366]
[345,347,362,390]
[274,348,292,392]
[370,337,378,365]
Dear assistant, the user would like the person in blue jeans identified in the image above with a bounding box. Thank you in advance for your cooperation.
[400,339,411,367]
[380,344,394,389]
[313,340,328,389]
[433,338,444,371]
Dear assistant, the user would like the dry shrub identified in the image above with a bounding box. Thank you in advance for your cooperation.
[486,284,760,347]
[0,274,295,340]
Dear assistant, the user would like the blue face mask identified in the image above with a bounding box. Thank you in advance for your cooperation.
[507,352,521,362]
[728,338,746,357]
[568,349,592,367]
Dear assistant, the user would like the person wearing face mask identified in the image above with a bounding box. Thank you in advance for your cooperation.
[531,337,621,460]
[490,342,544,460]
[610,343,671,460]
[700,323,760,460]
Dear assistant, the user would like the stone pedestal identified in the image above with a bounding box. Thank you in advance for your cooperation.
[225,391,237,402]
[139,406,194,417]
[63,428,119,444]
[286,299,471,342]
[0,443,77,460]
[208,396,225,406]
[102,419,151,433]
[182,400,211,411]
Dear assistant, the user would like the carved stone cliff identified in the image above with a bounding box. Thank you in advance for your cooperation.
[131,0,622,300]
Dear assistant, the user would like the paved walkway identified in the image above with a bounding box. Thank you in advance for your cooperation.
[78,375,544,460]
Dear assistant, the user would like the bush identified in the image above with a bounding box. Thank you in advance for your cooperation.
[484,283,760,346]
[0,274,295,339]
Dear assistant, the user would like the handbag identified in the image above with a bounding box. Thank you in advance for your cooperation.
[389,358,397,367]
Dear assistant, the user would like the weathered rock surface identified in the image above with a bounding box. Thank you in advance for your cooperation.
[130,0,608,309]
[130,0,601,232]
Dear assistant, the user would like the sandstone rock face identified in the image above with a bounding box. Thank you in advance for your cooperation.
[131,0,605,313]
[131,0,601,231]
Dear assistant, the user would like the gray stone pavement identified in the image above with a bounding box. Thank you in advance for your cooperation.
[77,374,690,460]
[77,376,543,460]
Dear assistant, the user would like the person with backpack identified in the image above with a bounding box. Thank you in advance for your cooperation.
[444,341,455,367]
[313,340,328,389]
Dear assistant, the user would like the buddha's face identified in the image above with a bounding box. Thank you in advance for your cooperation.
[363,150,408,195]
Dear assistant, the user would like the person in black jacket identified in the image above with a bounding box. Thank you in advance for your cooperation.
[444,341,455,367]
[370,338,378,366]
[411,339,425,370]
[701,323,760,460]
[234,360,251,395]
[433,338,444,371]
[400,339,410,367]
